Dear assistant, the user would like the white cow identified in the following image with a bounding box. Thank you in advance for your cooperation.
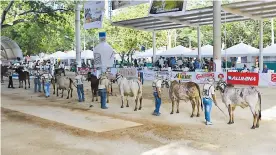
[216,80,262,129]
[115,74,143,111]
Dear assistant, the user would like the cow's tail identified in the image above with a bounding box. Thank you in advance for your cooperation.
[195,83,203,111]
[258,91,262,120]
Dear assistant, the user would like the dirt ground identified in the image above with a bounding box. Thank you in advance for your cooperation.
[1,75,276,155]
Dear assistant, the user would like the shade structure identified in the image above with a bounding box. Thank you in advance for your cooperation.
[263,44,276,56]
[223,42,259,57]
[157,45,192,57]
[1,36,23,60]
[134,47,166,58]
[66,50,76,59]
[192,45,225,57]
[50,51,68,59]
[81,50,94,59]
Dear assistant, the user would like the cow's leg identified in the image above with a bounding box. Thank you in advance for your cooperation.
[138,96,142,110]
[96,89,98,101]
[227,105,233,124]
[24,80,27,89]
[52,82,55,94]
[28,78,30,88]
[67,90,70,99]
[92,88,94,102]
[256,112,261,128]
[56,88,59,97]
[61,89,64,98]
[251,113,257,129]
[170,99,175,114]
[134,97,138,111]
[231,106,236,124]
[176,99,180,113]
[126,97,129,107]
[191,99,196,118]
[121,96,124,108]
[196,98,200,117]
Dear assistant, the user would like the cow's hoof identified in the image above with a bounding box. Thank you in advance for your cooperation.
[170,112,173,114]
[256,124,259,128]
[121,106,124,108]
[196,114,200,117]
[107,101,109,103]
[92,100,94,102]
[138,107,142,110]
[134,108,137,111]
[66,97,69,99]
[126,104,129,107]
[25,88,27,89]
[190,114,194,118]
[176,110,179,113]
[251,126,256,129]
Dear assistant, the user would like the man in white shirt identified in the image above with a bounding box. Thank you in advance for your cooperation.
[159,57,164,68]
[177,58,183,69]
[59,62,66,76]
[152,75,163,116]
[202,77,218,125]
[75,72,85,102]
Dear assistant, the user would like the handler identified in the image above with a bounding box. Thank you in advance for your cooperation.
[98,83,108,109]
[75,72,85,102]
[42,72,52,98]
[152,75,163,116]
[202,77,218,125]
[34,70,41,93]
[7,69,15,89]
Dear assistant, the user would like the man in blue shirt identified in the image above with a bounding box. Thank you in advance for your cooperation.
[262,65,269,73]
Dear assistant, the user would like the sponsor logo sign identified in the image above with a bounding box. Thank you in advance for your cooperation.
[227,72,259,86]
[149,0,187,17]
[271,74,276,82]
[77,67,91,75]
[174,72,192,81]
[117,68,137,77]
[196,72,214,80]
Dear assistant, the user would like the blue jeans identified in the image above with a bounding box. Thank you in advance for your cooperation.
[44,82,50,97]
[203,98,213,122]
[99,88,107,109]
[153,92,161,115]
[34,78,41,92]
[77,84,85,102]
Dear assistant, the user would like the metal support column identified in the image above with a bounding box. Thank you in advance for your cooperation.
[197,26,201,60]
[259,19,264,72]
[153,31,156,64]
[75,2,81,68]
[272,18,274,45]
[213,0,222,72]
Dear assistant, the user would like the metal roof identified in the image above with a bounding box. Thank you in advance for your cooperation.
[112,0,276,31]
[1,36,23,60]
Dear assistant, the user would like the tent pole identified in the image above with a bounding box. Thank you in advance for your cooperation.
[272,18,274,45]
[224,11,227,71]
[75,2,81,68]
[197,26,201,63]
[153,31,156,65]
[259,19,264,72]
[213,0,222,72]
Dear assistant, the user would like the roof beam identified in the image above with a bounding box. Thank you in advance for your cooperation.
[133,22,171,28]
[241,5,276,13]
[144,23,182,30]
[111,22,152,32]
[252,10,276,16]
[154,25,188,31]
[157,16,198,27]
[230,1,276,10]
[222,6,261,20]
[199,17,250,26]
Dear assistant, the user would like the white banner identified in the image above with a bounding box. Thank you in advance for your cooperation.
[84,1,105,29]
[143,70,156,81]
[194,72,215,84]
[148,0,187,17]
[259,73,276,87]
[112,0,148,10]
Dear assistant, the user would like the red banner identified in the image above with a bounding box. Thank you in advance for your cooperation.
[271,74,276,82]
[77,67,91,75]
[227,72,259,86]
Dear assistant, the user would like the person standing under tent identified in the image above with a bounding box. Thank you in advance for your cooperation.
[7,69,15,89]
[202,77,218,125]
[98,76,108,109]
[262,65,269,73]
[177,58,183,69]
[75,72,86,102]
[34,70,41,93]
[42,71,52,98]
[152,75,163,116]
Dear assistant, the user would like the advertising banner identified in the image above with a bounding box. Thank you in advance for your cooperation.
[143,70,156,81]
[157,71,171,80]
[149,0,187,17]
[214,72,227,82]
[77,67,91,75]
[117,68,137,77]
[194,72,215,84]
[227,72,259,86]
[84,1,104,29]
[112,0,148,10]
[171,72,194,82]
[259,73,276,87]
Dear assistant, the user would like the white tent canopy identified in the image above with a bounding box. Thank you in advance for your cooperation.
[134,47,166,58]
[263,44,276,56]
[223,42,259,57]
[192,45,225,57]
[157,45,192,57]
[49,51,68,59]
[81,50,94,59]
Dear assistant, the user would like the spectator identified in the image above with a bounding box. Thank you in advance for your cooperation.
[194,59,200,70]
[209,58,214,71]
[262,65,269,73]
[177,58,183,69]
[159,57,164,68]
